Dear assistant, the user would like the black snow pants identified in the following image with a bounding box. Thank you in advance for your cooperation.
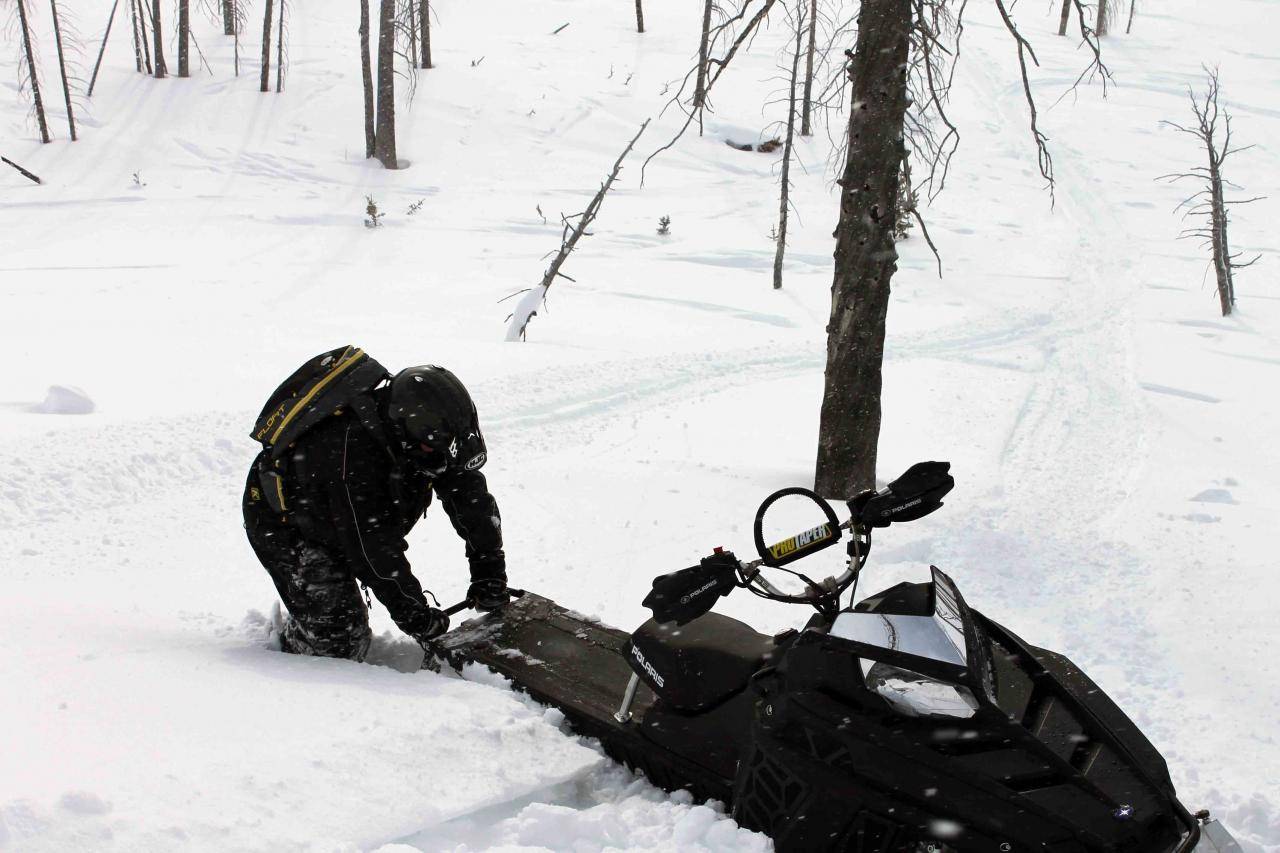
[244,508,374,662]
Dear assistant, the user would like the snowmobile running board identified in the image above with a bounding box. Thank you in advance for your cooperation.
[435,590,743,804]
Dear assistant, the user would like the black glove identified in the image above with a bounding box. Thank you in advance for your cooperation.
[408,607,450,645]
[467,577,510,612]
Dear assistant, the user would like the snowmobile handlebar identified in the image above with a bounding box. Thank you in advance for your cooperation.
[642,462,955,623]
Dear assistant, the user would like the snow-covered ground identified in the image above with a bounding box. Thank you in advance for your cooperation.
[2,0,1277,850]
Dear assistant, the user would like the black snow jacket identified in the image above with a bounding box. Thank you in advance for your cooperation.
[244,399,504,636]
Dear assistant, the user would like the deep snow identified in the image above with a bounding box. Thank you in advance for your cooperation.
[2,0,1278,850]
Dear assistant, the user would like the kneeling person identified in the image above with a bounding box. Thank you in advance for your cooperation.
[243,349,508,662]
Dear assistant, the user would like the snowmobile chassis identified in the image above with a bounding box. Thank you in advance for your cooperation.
[435,463,1240,853]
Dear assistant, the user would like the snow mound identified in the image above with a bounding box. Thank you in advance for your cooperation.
[29,385,95,415]
[392,763,771,852]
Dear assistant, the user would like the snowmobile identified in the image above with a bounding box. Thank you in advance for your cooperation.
[435,462,1244,853]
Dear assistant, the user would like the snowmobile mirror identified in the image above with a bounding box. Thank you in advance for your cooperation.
[753,487,842,568]
[642,551,740,625]
[851,461,954,529]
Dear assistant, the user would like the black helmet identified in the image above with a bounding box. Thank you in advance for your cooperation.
[387,365,487,474]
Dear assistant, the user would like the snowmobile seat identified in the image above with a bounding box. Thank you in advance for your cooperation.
[627,613,775,713]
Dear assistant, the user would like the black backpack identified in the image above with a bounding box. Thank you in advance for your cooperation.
[250,346,391,514]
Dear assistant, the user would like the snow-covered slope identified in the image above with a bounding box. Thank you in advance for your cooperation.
[2,0,1277,849]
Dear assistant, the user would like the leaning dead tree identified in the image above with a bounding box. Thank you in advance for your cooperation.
[644,0,781,181]
[3,154,43,183]
[813,0,1109,497]
[15,0,51,143]
[504,121,650,342]
[88,0,120,96]
[1160,69,1262,317]
[48,0,76,140]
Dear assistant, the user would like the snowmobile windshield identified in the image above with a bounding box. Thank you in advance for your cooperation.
[833,567,994,699]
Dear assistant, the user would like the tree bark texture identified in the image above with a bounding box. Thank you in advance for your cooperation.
[373,0,397,168]
[127,0,143,71]
[3,155,44,184]
[259,0,273,92]
[276,0,285,92]
[16,0,51,143]
[419,0,432,69]
[694,0,713,112]
[178,0,190,77]
[635,0,645,33]
[814,0,912,498]
[800,0,818,136]
[360,0,375,157]
[1097,0,1109,36]
[49,0,77,140]
[222,0,235,35]
[88,0,120,97]
[137,0,153,74]
[152,0,167,77]
[1057,0,1071,35]
[1207,144,1234,315]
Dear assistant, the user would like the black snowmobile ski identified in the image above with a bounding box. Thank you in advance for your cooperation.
[436,591,776,804]
[435,464,1241,853]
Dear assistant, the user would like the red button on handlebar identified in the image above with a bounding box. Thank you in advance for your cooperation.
[713,546,724,554]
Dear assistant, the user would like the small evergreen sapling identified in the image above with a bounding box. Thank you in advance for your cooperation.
[364,195,384,227]
[657,215,671,236]
[406,198,425,215]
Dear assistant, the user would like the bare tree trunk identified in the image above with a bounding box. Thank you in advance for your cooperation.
[694,0,713,134]
[127,0,143,71]
[233,0,240,75]
[360,0,375,157]
[222,0,234,35]
[137,0,154,74]
[506,121,650,341]
[152,0,167,78]
[49,0,77,140]
[800,0,818,136]
[418,0,432,69]
[1126,0,1136,34]
[3,154,44,184]
[276,0,285,92]
[259,0,273,91]
[1160,71,1259,318]
[635,0,644,33]
[1210,160,1233,315]
[88,0,120,97]
[15,0,51,144]
[407,6,418,66]
[814,0,912,498]
[1057,0,1071,35]
[1097,0,1109,36]
[773,2,804,289]
[178,0,190,77]
[373,0,398,167]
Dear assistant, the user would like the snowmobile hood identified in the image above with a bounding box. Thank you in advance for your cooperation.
[783,571,1201,851]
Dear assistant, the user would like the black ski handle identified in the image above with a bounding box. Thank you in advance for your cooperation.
[443,587,526,616]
